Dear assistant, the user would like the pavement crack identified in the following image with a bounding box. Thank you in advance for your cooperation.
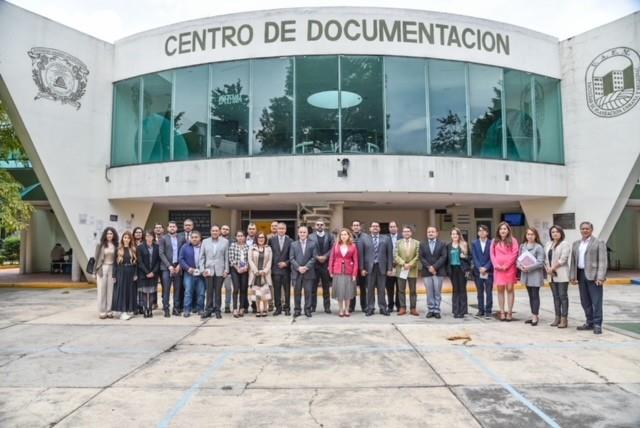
[565,356,612,383]
[241,355,270,395]
[308,388,323,427]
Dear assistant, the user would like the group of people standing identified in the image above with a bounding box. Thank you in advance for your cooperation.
[92,217,608,334]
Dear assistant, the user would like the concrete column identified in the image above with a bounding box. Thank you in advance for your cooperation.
[71,252,81,282]
[19,229,27,274]
[230,209,241,233]
[428,209,436,228]
[330,202,344,233]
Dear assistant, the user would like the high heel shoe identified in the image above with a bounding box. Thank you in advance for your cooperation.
[499,311,506,321]
[506,312,513,321]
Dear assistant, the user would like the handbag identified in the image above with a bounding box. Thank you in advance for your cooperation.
[86,257,96,275]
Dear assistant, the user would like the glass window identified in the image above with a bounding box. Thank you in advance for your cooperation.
[295,56,339,154]
[173,66,208,161]
[210,61,250,157]
[429,60,467,156]
[112,78,140,166]
[504,69,533,161]
[141,72,172,163]
[534,76,563,164]
[385,58,427,154]
[252,58,294,155]
[340,56,384,154]
[469,64,503,159]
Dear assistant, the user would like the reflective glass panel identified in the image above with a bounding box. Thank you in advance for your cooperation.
[469,64,503,159]
[112,78,140,166]
[504,69,533,161]
[534,75,563,164]
[173,65,208,161]
[428,60,467,156]
[141,72,172,163]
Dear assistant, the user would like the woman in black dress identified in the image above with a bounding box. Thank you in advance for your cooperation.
[112,231,137,320]
[132,227,144,314]
[137,231,161,318]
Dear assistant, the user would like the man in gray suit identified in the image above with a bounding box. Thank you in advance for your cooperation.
[570,221,607,335]
[159,221,186,317]
[359,221,393,316]
[290,225,318,318]
[199,224,229,319]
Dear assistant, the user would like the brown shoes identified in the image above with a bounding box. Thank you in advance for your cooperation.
[558,317,568,328]
[398,308,406,316]
[550,316,560,327]
[410,309,419,316]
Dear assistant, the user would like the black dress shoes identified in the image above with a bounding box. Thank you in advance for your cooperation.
[381,310,390,316]
[215,312,222,319]
[201,311,211,320]
[593,326,603,334]
[293,310,301,318]
[365,310,374,317]
[577,324,594,331]
[426,312,434,318]
[273,308,282,316]
[305,309,312,318]
[164,309,170,318]
[172,308,179,316]
[225,307,231,314]
[324,308,331,314]
[434,313,441,319]
[475,311,485,317]
[183,312,191,318]
[285,309,291,316]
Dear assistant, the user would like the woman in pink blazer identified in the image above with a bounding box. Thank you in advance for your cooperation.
[328,228,359,317]
[490,221,519,321]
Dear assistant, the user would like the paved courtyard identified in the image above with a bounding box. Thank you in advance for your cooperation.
[0,284,639,427]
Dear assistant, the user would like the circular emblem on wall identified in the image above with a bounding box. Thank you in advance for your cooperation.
[27,47,89,110]
[585,47,640,118]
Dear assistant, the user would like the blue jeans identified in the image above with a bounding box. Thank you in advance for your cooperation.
[474,273,493,314]
[183,272,205,313]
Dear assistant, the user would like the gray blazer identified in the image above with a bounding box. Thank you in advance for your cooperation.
[517,243,545,287]
[359,233,393,274]
[198,236,229,276]
[158,233,186,270]
[544,240,571,283]
[289,239,317,281]
[570,236,607,282]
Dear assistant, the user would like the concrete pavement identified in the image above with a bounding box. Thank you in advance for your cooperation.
[0,284,639,427]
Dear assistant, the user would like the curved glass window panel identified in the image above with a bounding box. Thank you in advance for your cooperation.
[112,78,140,166]
[173,66,208,161]
[429,60,467,156]
[504,69,533,161]
[295,56,339,154]
[252,58,294,156]
[341,56,384,154]
[385,57,427,154]
[534,75,563,164]
[210,61,250,157]
[141,72,172,163]
[469,64,503,159]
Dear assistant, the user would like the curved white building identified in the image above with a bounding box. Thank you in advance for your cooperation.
[0,3,638,278]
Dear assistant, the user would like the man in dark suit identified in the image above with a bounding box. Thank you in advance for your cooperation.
[570,221,608,335]
[159,221,186,317]
[419,226,448,318]
[359,221,393,316]
[290,225,318,317]
[269,222,292,316]
[349,220,367,313]
[309,219,335,314]
[471,224,493,319]
[386,220,401,312]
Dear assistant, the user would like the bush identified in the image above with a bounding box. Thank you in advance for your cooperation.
[1,236,20,263]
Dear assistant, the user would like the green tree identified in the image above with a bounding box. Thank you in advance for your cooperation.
[431,110,467,155]
[0,99,33,233]
[256,63,293,154]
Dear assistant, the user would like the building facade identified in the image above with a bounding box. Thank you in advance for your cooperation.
[0,3,638,278]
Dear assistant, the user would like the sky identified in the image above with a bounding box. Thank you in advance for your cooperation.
[6,0,640,43]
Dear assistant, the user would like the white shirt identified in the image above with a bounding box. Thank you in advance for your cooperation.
[479,239,487,253]
[578,237,590,269]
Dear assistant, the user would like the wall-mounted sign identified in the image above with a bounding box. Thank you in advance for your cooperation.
[553,212,576,230]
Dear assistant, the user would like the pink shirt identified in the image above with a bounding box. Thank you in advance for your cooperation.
[490,238,519,284]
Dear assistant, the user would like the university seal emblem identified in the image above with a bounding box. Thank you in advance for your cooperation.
[585,47,640,118]
[27,47,89,110]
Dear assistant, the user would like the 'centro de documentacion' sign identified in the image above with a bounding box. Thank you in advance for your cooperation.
[164,18,511,57]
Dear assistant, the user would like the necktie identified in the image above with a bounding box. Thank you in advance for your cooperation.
[373,235,379,262]
[429,240,435,253]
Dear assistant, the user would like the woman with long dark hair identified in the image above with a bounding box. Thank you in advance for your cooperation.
[517,227,545,326]
[112,231,138,320]
[131,226,144,314]
[94,227,118,319]
[329,228,359,317]
[544,225,571,328]
[137,231,160,318]
[229,230,250,318]
[490,221,519,321]
[447,227,471,319]
[249,233,273,317]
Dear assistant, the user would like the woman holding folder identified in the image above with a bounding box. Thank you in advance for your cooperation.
[517,227,545,326]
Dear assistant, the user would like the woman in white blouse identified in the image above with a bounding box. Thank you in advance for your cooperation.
[544,225,572,328]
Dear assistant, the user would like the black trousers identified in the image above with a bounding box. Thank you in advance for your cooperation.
[526,286,540,315]
[349,275,367,312]
[205,275,224,314]
[294,276,314,311]
[450,266,468,317]
[273,272,291,311]
[578,269,603,327]
[550,281,569,317]
[230,269,249,310]
[312,266,332,311]
[366,264,388,312]
[385,275,400,310]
